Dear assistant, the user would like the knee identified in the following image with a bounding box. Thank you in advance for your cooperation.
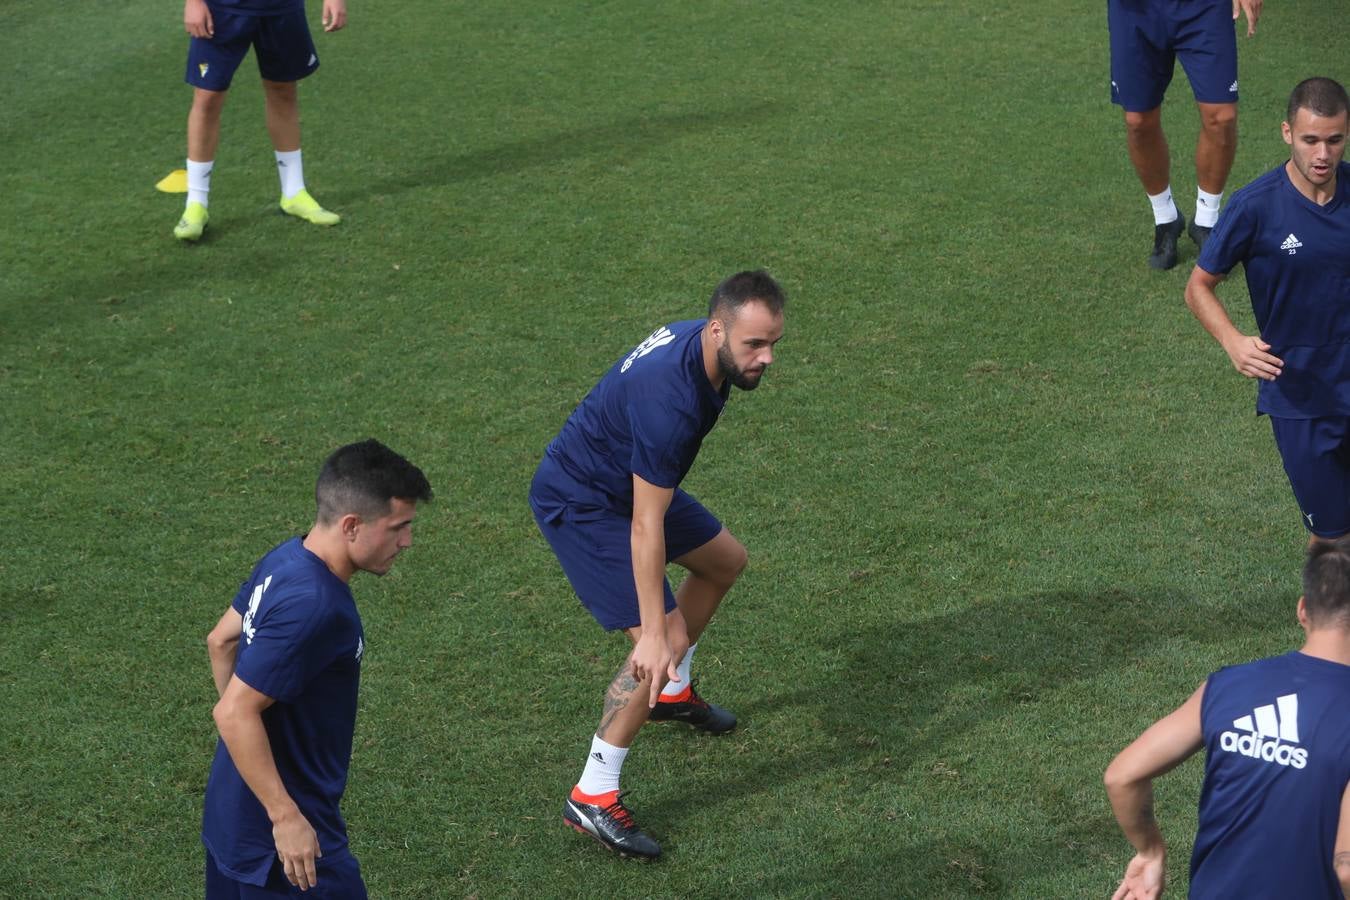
[192,88,226,115]
[720,538,749,587]
[262,80,297,102]
[1123,109,1162,140]
[1200,104,1237,137]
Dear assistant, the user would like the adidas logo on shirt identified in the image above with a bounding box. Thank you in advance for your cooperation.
[1229,80,1238,93]
[621,326,677,373]
[1281,234,1303,254]
[1219,693,1308,769]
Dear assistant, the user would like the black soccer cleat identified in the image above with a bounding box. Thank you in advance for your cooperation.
[1148,211,1185,270]
[648,682,737,734]
[563,790,661,859]
[1188,219,1212,254]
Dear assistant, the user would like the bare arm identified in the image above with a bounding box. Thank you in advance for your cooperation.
[1184,265,1284,381]
[213,676,322,890]
[1104,684,1207,900]
[206,607,242,698]
[629,474,682,707]
[1334,778,1350,894]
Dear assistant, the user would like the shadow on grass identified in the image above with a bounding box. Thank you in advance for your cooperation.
[326,100,783,203]
[644,586,1281,895]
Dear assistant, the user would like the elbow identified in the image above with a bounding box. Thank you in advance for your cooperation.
[1182,280,1202,313]
[1103,757,1134,797]
[212,696,234,735]
[206,628,236,660]
[212,697,226,729]
[1336,860,1350,894]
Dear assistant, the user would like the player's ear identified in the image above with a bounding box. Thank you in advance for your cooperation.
[1282,120,1293,145]
[339,513,362,541]
[1296,595,1309,628]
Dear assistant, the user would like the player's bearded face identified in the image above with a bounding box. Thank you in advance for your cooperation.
[713,300,784,391]
[716,337,765,390]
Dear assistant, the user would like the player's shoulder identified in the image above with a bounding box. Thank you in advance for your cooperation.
[1206,651,1290,687]
[616,318,704,381]
[256,542,349,615]
[1228,165,1286,209]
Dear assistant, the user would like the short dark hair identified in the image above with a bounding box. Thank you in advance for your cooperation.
[1303,536,1350,627]
[315,439,432,525]
[708,270,787,320]
[1286,77,1349,125]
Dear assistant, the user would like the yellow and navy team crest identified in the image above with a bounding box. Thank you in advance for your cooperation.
[198,62,210,79]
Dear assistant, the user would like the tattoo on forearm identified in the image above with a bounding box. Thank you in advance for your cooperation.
[596,662,640,740]
[1335,851,1350,870]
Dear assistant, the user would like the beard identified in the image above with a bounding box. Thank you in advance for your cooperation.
[717,341,765,391]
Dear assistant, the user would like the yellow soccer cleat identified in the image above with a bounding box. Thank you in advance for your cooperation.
[174,201,209,242]
[279,189,341,226]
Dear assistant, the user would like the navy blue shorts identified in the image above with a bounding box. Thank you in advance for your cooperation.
[186,9,318,92]
[206,848,367,899]
[530,481,724,632]
[1270,416,1350,539]
[1108,0,1238,111]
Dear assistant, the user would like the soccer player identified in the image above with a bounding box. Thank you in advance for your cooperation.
[529,270,787,859]
[1104,538,1350,899]
[202,440,432,897]
[174,0,346,241]
[1185,77,1350,541]
[1107,0,1263,269]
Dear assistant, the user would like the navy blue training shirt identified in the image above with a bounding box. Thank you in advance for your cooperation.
[1190,651,1350,898]
[533,319,729,517]
[202,537,364,886]
[1198,161,1350,418]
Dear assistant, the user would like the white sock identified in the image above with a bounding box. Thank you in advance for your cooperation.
[660,643,697,698]
[275,149,305,199]
[1195,188,1223,228]
[576,735,628,796]
[187,159,213,208]
[1148,187,1178,225]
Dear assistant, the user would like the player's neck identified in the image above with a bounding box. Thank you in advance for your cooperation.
[1298,631,1350,667]
[1285,159,1338,206]
[303,525,356,583]
[701,326,726,391]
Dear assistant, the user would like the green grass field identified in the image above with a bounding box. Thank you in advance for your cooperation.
[2,0,1346,896]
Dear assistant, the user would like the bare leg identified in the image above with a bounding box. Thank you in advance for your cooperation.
[261,79,300,152]
[594,657,652,748]
[1195,102,1237,195]
[671,528,748,643]
[187,87,228,161]
[1123,107,1170,196]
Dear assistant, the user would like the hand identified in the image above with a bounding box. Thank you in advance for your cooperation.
[666,612,691,690]
[1111,851,1164,900]
[1223,334,1283,380]
[628,633,678,708]
[184,0,214,38]
[272,808,322,891]
[1233,0,1261,37]
[322,0,347,32]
